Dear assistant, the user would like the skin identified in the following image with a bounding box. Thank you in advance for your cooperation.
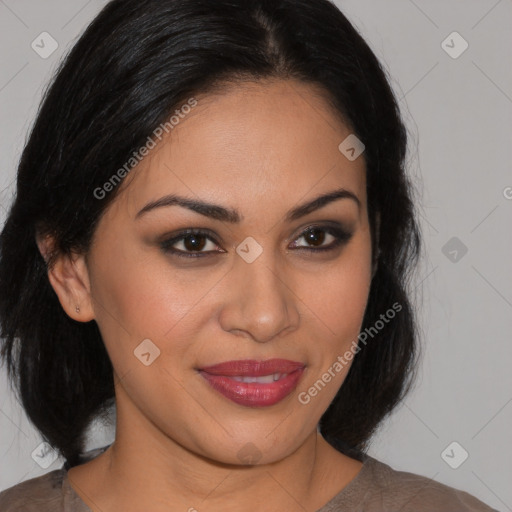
[38,78,376,511]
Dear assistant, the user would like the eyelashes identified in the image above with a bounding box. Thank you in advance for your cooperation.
[159,224,353,259]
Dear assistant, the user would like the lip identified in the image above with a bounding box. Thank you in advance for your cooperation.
[198,359,306,407]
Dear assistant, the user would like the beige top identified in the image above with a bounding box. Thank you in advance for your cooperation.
[0,452,499,511]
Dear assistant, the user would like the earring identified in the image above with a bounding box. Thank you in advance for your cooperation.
[75,305,80,313]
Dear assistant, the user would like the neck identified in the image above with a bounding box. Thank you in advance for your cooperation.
[67,393,362,511]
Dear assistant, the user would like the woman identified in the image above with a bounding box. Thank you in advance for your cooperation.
[0,0,498,510]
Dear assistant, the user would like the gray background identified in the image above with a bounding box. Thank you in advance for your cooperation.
[0,0,511,509]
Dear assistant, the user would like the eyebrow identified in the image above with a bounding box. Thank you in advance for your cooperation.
[135,187,360,223]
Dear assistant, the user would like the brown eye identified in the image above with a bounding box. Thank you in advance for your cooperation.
[290,225,353,252]
[181,233,208,252]
[160,229,223,258]
[302,228,327,247]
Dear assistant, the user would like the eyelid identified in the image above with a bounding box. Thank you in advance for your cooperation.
[159,223,353,258]
[289,224,353,250]
[158,228,223,254]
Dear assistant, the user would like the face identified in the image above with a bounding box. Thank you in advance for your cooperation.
[69,79,373,465]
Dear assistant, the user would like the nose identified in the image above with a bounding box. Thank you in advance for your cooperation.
[218,250,301,344]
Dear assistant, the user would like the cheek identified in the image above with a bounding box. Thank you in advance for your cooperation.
[304,238,372,345]
[295,235,372,407]
[87,237,214,371]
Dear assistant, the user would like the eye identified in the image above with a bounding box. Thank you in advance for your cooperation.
[290,225,353,252]
[160,229,223,258]
[160,224,353,259]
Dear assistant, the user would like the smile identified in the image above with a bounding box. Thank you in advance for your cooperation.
[198,359,306,407]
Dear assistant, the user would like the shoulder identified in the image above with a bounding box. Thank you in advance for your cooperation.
[0,445,108,511]
[360,456,499,511]
[0,469,67,511]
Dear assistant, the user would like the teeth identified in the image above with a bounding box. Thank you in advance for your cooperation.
[231,373,286,383]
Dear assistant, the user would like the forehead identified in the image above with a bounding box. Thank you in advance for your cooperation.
[114,79,367,220]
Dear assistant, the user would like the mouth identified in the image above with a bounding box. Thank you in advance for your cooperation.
[197,359,306,408]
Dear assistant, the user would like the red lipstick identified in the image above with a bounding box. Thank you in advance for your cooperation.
[198,359,305,407]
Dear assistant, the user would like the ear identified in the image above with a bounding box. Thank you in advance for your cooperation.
[371,212,381,279]
[36,233,95,322]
